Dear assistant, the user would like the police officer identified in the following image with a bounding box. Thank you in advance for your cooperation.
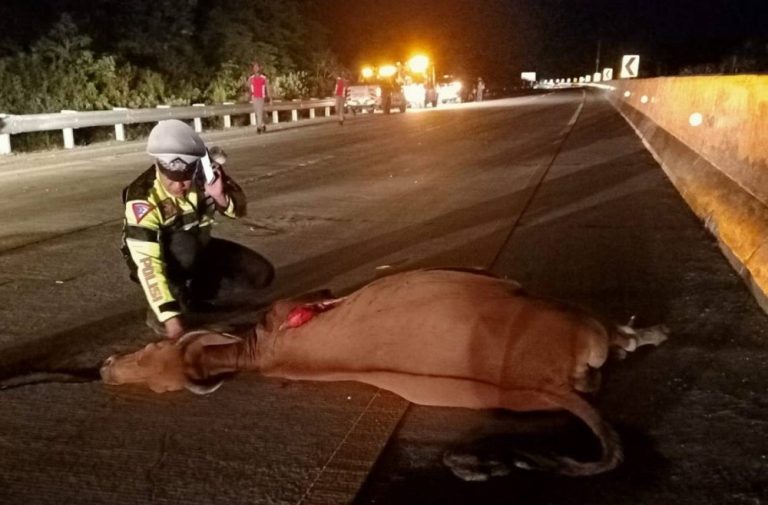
[121,120,273,339]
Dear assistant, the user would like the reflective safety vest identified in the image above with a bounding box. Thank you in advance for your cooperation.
[120,166,246,322]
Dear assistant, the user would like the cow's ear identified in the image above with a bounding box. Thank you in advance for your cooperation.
[177,331,242,395]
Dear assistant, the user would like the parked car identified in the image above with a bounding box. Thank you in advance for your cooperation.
[346,80,407,114]
[436,78,463,104]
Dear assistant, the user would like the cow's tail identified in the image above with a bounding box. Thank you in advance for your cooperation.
[499,390,623,476]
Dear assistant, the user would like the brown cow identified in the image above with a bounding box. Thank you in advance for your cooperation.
[101,268,667,477]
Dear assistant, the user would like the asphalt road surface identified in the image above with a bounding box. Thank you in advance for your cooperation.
[0,91,766,505]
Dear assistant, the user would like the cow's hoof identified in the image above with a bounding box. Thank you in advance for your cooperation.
[443,451,511,481]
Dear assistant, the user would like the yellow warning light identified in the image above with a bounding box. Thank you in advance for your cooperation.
[407,55,430,74]
[361,66,374,79]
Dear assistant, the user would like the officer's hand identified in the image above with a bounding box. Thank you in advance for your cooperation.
[164,316,185,340]
[204,167,228,208]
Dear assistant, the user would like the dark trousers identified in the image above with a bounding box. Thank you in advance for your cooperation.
[164,234,274,307]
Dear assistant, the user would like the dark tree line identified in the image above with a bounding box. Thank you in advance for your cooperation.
[0,0,345,115]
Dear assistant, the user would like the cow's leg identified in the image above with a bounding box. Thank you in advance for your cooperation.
[571,365,601,393]
[610,324,669,360]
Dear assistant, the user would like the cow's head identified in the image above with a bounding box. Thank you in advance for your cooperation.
[100,331,241,394]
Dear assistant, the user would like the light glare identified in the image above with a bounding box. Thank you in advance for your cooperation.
[379,65,397,78]
[407,55,430,74]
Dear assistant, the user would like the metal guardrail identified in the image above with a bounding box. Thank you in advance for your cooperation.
[0,98,337,154]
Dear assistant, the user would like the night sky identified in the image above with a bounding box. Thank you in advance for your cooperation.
[2,0,767,84]
[317,0,768,82]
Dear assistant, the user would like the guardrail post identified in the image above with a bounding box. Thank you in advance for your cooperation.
[0,113,10,155]
[113,107,127,141]
[223,102,234,128]
[325,106,331,117]
[272,110,279,124]
[192,104,204,132]
[309,108,315,119]
[155,105,171,126]
[61,110,76,149]
[291,109,298,122]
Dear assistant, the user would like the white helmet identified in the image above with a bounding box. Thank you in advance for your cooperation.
[147,120,206,178]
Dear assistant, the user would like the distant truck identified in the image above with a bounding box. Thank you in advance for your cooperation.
[346,80,407,115]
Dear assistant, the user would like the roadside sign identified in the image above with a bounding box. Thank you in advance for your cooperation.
[620,55,640,78]
[602,68,614,81]
[593,72,602,82]
[521,72,537,82]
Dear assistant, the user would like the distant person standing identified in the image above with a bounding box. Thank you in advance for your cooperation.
[248,63,269,133]
[334,75,348,125]
[476,77,486,102]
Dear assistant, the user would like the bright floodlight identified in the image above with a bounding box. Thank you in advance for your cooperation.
[361,66,374,79]
[379,65,397,78]
[407,55,430,74]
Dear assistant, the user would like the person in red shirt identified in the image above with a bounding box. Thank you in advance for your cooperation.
[247,63,269,133]
[334,75,348,125]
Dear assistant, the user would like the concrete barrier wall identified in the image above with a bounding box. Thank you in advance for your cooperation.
[604,76,768,311]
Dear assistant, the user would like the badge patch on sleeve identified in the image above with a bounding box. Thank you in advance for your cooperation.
[131,202,154,223]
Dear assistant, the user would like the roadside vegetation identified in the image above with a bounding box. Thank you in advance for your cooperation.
[0,0,345,149]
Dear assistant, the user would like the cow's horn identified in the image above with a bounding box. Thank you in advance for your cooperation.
[185,378,225,395]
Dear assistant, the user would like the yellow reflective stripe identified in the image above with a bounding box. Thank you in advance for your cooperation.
[221,196,236,218]
[126,240,178,320]
[157,306,182,323]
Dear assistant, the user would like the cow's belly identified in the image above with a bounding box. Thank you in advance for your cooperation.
[259,273,592,388]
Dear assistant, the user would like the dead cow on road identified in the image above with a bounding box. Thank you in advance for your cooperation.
[101,269,667,477]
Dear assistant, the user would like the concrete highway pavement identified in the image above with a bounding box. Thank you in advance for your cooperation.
[0,91,766,504]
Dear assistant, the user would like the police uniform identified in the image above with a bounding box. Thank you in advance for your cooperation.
[121,120,262,327]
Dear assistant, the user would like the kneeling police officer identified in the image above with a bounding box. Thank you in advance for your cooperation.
[121,120,273,339]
